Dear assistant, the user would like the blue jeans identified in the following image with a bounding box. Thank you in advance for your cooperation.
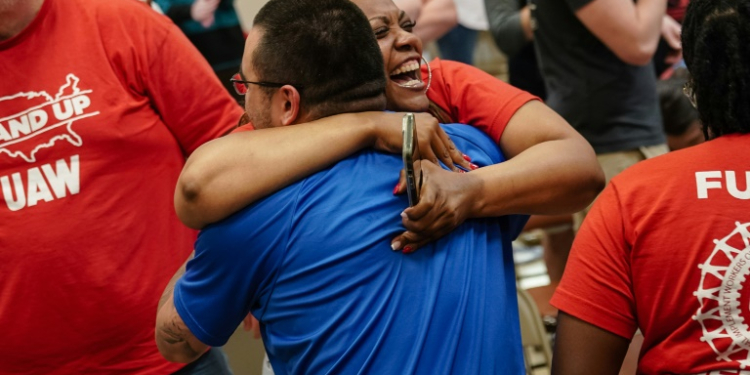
[436,24,478,65]
[172,348,233,375]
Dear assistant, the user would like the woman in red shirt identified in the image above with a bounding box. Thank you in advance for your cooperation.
[174,0,603,251]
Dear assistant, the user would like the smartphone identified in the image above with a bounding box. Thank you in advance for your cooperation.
[402,113,422,206]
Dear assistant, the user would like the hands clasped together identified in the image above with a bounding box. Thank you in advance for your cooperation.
[375,113,481,254]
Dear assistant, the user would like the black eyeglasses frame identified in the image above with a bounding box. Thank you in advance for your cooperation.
[229,74,304,96]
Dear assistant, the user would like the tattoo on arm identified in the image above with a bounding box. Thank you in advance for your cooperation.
[156,302,204,361]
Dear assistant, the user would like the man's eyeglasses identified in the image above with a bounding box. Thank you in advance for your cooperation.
[230,73,301,96]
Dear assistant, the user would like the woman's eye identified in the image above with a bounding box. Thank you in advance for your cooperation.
[374,27,388,38]
[401,21,416,32]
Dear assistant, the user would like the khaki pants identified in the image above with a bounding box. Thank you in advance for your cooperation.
[573,144,669,230]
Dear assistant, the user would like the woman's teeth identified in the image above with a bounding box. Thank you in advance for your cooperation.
[391,61,420,76]
[389,60,423,88]
[399,80,422,87]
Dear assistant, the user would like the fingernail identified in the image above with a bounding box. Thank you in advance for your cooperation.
[470,163,478,170]
[459,169,466,174]
[402,246,413,253]
[401,211,408,219]
[393,183,399,195]
[462,154,472,162]
[391,241,401,251]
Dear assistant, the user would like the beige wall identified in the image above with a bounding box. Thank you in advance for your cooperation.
[235,0,269,29]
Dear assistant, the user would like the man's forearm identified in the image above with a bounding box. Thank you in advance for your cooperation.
[576,0,667,65]
[158,254,191,311]
[633,0,668,55]
[156,295,209,363]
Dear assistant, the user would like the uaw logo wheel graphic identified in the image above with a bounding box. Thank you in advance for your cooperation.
[695,222,750,368]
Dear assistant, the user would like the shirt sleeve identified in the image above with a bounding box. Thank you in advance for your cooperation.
[173,185,300,346]
[136,12,243,155]
[484,0,527,58]
[426,59,539,144]
[550,182,638,339]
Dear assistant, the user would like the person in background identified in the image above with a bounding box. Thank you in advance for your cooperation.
[154,0,245,99]
[552,0,750,373]
[0,0,243,373]
[393,0,482,65]
[156,1,527,373]
[485,0,546,99]
[653,0,689,77]
[656,66,704,150]
[394,0,463,54]
[436,0,489,65]
[531,0,670,230]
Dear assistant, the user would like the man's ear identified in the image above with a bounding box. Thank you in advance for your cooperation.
[276,85,302,126]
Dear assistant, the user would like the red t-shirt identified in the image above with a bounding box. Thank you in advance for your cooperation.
[667,0,690,23]
[425,58,537,143]
[552,134,750,374]
[233,58,537,142]
[0,0,242,373]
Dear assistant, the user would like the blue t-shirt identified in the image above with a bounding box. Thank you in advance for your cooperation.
[174,124,527,374]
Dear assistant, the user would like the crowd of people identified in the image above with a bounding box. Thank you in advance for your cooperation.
[1,0,747,374]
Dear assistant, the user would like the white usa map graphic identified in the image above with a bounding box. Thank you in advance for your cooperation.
[0,74,99,163]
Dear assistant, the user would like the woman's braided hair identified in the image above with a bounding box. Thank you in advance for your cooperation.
[682,0,750,139]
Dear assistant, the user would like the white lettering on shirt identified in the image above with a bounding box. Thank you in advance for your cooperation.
[697,171,723,199]
[696,171,750,199]
[0,155,80,211]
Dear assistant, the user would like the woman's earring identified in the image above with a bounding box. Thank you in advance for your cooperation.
[422,56,432,92]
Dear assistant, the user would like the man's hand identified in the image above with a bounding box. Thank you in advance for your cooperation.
[661,14,682,65]
[520,6,534,41]
[242,313,262,340]
[390,160,481,253]
[191,0,220,28]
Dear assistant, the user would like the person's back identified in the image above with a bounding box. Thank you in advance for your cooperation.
[553,134,750,373]
[175,125,526,374]
[550,2,750,372]
[531,0,665,154]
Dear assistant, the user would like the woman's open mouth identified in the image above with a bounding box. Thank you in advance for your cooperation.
[389,60,424,89]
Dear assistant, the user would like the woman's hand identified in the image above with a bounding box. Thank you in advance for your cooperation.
[390,160,482,253]
[371,112,472,177]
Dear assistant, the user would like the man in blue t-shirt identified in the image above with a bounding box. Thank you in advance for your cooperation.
[155,0,526,373]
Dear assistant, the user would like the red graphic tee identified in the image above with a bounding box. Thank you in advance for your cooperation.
[552,134,750,374]
[0,0,242,373]
[424,58,538,144]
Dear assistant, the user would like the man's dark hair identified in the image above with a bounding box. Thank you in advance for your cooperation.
[682,0,750,139]
[252,0,386,119]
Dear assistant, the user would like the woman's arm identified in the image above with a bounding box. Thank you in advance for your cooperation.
[176,111,470,229]
[473,100,603,216]
[393,101,604,250]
